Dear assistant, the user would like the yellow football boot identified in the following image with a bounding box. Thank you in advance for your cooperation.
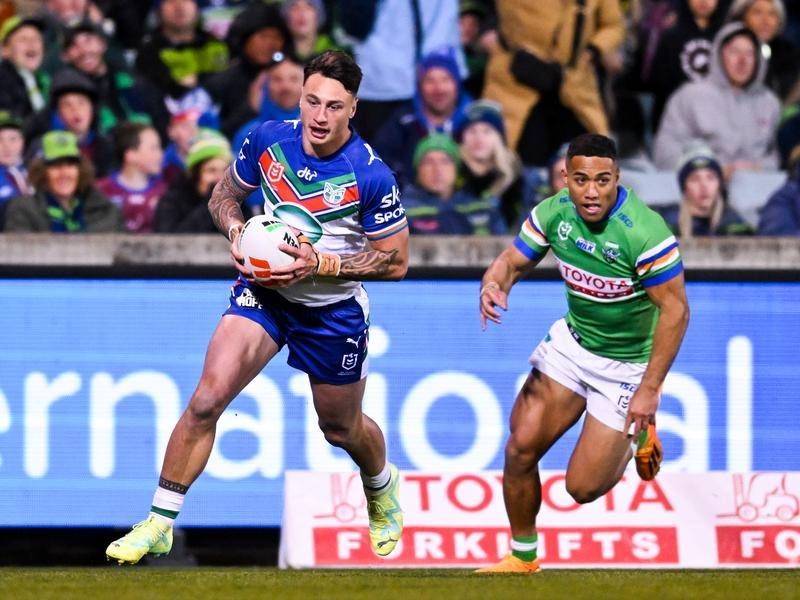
[105,516,173,565]
[365,463,404,557]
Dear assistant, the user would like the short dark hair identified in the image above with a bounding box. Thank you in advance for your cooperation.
[304,50,362,95]
[112,122,153,164]
[566,133,617,162]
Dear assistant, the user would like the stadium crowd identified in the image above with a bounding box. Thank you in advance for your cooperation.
[0,0,798,236]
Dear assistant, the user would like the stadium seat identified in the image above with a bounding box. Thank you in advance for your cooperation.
[727,171,787,229]
[619,171,681,207]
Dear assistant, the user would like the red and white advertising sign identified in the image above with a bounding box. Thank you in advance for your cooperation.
[279,471,800,569]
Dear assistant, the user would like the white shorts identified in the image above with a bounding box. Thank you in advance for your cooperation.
[529,319,647,433]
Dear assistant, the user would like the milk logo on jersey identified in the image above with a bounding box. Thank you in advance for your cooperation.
[341,353,358,370]
[267,161,285,183]
[557,220,572,241]
[556,258,642,302]
[603,241,620,263]
[575,237,595,254]
[323,182,346,207]
[296,166,317,181]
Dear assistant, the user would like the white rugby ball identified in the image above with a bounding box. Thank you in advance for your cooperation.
[237,215,299,280]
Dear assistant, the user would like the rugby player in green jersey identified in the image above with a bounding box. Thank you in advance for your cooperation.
[476,134,689,574]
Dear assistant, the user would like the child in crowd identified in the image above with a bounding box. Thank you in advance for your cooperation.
[97,122,167,233]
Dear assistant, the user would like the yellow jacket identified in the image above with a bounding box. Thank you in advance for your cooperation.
[484,0,625,151]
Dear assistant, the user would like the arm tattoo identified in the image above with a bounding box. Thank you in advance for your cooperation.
[338,249,399,280]
[208,168,249,235]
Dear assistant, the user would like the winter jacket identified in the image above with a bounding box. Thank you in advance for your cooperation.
[482,0,625,151]
[4,187,122,232]
[656,202,753,236]
[403,185,506,235]
[654,22,781,170]
[758,177,800,235]
[0,60,50,123]
[153,176,218,233]
[135,28,229,100]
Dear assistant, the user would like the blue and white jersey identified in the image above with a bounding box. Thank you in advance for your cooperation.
[233,120,407,306]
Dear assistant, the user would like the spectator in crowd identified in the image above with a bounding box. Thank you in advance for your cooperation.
[482,0,625,166]
[62,21,155,133]
[373,49,470,188]
[728,0,800,104]
[231,50,303,153]
[758,144,800,234]
[97,122,167,233]
[162,108,200,185]
[0,110,31,228]
[457,99,528,228]
[61,20,153,135]
[644,0,731,131]
[206,3,290,138]
[657,143,752,236]
[0,16,47,123]
[458,0,495,98]
[654,21,780,175]
[403,133,506,235]
[37,0,112,75]
[4,129,121,232]
[340,0,465,143]
[26,68,115,177]
[155,131,239,232]
[281,0,338,63]
[135,0,229,112]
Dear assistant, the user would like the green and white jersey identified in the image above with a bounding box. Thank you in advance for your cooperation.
[515,187,682,362]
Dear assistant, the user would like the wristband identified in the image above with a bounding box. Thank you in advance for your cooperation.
[228,223,242,242]
[316,252,341,277]
[480,281,500,296]
[297,234,312,247]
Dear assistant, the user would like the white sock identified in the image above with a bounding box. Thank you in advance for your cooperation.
[150,485,185,525]
[362,462,391,496]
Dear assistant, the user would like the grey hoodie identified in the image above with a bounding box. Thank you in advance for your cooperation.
[653,22,780,170]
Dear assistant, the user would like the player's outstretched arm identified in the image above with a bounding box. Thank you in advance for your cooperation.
[208,167,253,280]
[624,273,690,435]
[479,245,536,330]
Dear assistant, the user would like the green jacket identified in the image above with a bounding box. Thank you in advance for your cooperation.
[4,188,123,233]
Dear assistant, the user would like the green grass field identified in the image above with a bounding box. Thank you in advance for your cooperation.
[1,568,799,600]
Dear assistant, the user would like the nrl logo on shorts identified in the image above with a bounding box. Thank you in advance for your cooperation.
[323,182,346,207]
[557,220,572,241]
[341,352,358,370]
[603,241,620,263]
[267,161,285,183]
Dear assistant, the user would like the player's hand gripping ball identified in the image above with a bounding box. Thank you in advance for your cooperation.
[237,215,300,284]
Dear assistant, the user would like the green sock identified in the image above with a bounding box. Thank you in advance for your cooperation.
[511,533,538,562]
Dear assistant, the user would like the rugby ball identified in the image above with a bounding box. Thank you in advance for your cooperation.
[237,215,299,280]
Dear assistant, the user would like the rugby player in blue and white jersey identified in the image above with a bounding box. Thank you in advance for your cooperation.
[107,51,408,564]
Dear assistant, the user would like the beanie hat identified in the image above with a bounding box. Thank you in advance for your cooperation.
[413,134,461,168]
[281,0,326,27]
[456,99,505,141]
[63,19,106,50]
[227,3,290,58]
[0,110,23,131]
[186,130,232,171]
[418,49,461,85]
[50,68,99,106]
[41,130,81,163]
[0,15,44,45]
[676,143,723,191]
